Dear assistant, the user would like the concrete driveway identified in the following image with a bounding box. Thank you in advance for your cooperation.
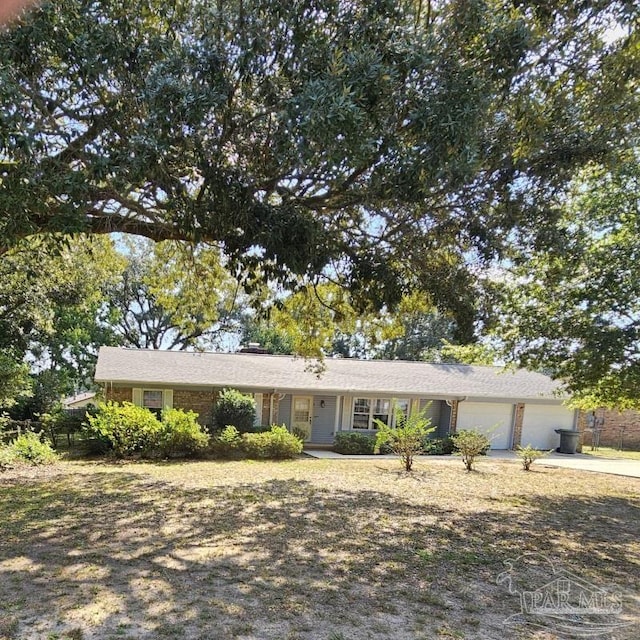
[487,450,640,478]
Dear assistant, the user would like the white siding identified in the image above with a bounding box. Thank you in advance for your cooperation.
[456,402,514,449]
[521,404,575,450]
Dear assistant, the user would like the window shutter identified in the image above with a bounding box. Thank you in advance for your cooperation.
[163,389,173,410]
[132,388,143,407]
[254,393,263,426]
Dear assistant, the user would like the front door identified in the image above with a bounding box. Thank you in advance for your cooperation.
[292,396,313,442]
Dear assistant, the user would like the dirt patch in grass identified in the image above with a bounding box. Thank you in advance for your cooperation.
[0,457,638,639]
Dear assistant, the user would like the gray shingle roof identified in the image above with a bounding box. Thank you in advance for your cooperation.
[95,346,565,402]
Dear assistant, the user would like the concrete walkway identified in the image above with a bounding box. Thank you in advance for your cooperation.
[303,448,640,479]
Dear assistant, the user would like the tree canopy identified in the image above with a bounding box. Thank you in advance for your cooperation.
[1,0,637,333]
[108,239,240,350]
[499,157,640,409]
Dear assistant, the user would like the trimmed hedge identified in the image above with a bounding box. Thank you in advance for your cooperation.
[212,425,303,459]
[423,437,456,455]
[333,432,376,454]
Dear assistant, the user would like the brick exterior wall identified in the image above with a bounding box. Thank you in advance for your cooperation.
[103,385,217,427]
[173,389,217,426]
[511,403,525,449]
[104,386,132,403]
[582,408,640,450]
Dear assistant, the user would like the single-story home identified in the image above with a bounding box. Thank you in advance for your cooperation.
[62,391,98,410]
[94,346,580,450]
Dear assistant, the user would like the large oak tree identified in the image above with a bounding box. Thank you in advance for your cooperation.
[1,0,637,336]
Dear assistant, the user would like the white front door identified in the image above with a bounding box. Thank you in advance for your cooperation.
[292,396,313,441]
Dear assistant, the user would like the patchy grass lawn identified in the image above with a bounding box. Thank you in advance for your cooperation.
[0,457,638,640]
[582,446,640,461]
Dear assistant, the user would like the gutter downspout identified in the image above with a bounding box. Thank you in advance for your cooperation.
[445,396,467,434]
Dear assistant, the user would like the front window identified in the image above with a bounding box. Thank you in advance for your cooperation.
[372,398,390,427]
[352,397,411,429]
[143,390,163,413]
[352,397,392,430]
[353,398,371,429]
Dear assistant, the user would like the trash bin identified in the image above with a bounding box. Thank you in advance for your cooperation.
[555,429,580,454]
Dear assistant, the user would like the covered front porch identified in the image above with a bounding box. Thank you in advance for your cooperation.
[257,392,453,445]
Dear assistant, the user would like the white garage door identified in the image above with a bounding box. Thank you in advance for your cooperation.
[456,402,513,449]
[521,404,575,450]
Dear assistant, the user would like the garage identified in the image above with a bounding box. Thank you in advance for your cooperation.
[521,404,576,450]
[456,401,514,449]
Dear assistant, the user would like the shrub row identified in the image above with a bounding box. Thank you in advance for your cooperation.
[334,432,456,456]
[84,402,303,460]
[211,425,303,459]
[85,402,209,458]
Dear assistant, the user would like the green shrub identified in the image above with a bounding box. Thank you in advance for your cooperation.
[41,406,91,448]
[158,408,209,458]
[333,432,376,454]
[9,432,58,465]
[212,388,256,432]
[85,402,162,457]
[516,444,549,471]
[423,436,456,455]
[291,424,311,441]
[263,425,303,459]
[242,425,303,459]
[0,445,15,470]
[213,424,302,459]
[375,404,436,471]
[452,429,491,471]
[210,425,242,458]
[240,430,271,459]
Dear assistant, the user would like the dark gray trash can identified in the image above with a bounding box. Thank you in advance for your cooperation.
[555,429,580,454]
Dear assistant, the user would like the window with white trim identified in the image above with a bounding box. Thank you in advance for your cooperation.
[352,397,410,429]
[142,389,163,414]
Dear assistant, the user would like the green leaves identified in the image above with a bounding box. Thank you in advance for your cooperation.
[0,0,635,325]
[498,157,640,408]
[0,352,31,409]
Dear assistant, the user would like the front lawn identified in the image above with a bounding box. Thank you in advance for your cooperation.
[582,446,640,461]
[0,457,638,639]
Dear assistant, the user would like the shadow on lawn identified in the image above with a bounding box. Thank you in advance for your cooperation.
[0,468,638,640]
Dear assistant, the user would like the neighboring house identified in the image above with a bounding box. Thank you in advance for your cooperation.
[62,391,97,410]
[94,346,579,450]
